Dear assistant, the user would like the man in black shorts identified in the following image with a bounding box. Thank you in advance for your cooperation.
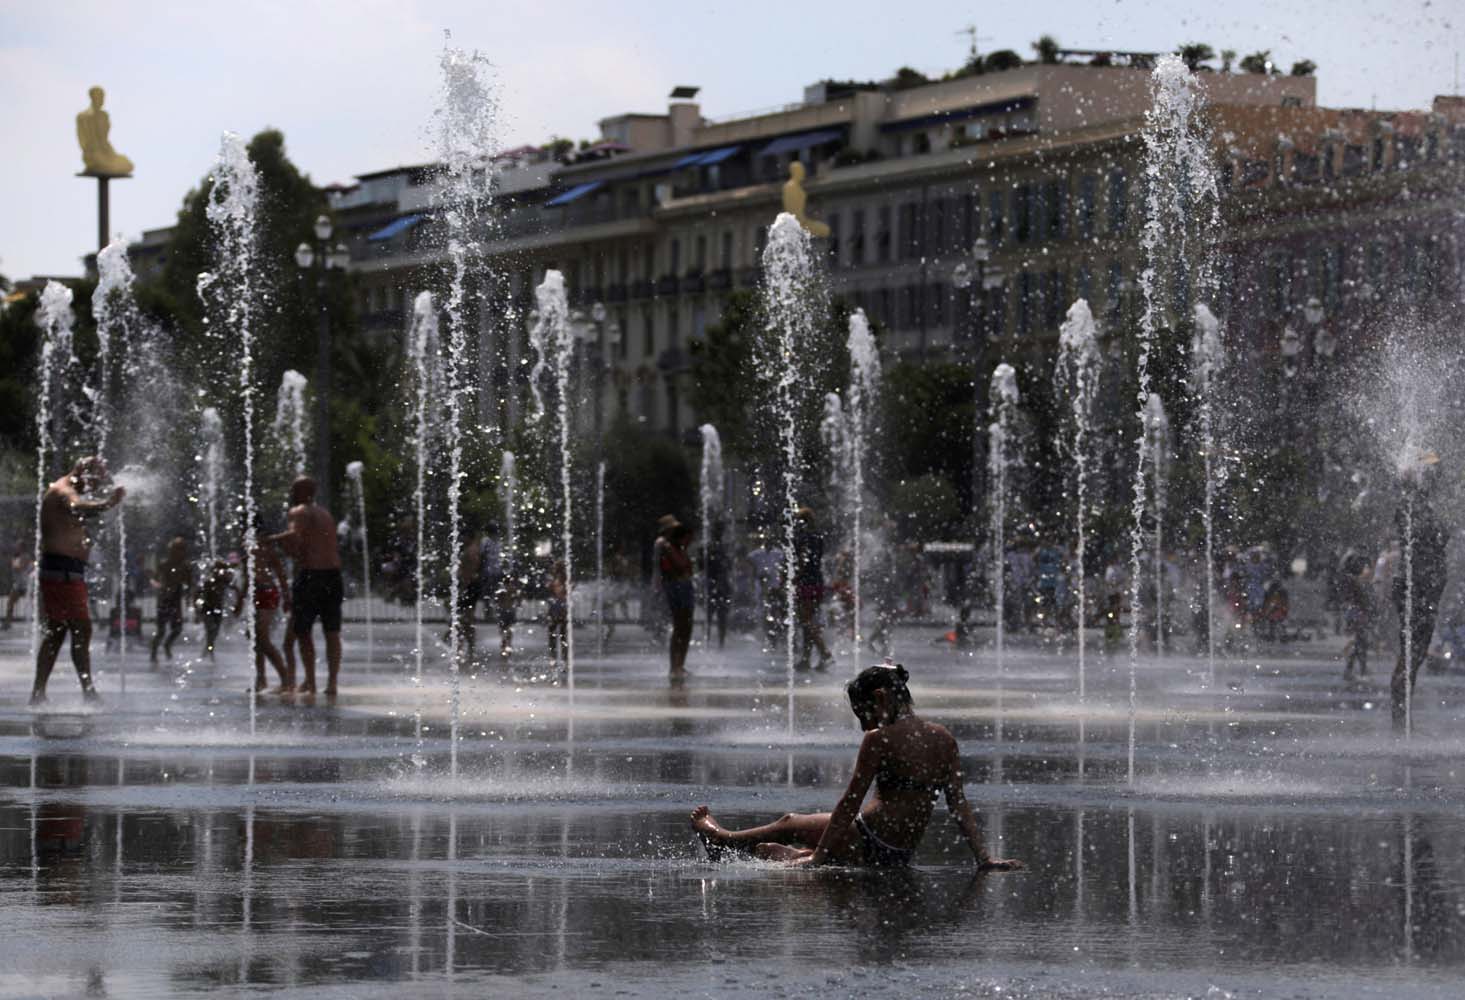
[268,477,343,698]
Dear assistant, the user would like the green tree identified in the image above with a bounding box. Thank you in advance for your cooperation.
[1290,59,1317,77]
[1031,35,1061,64]
[1220,49,1237,73]
[1178,43,1216,71]
[891,67,930,90]
[1239,50,1274,74]
[984,50,1024,72]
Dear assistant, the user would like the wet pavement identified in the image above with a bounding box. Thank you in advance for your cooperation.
[3,619,1465,998]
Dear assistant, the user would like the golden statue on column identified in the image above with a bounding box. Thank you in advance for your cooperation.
[76,86,134,177]
[781,161,829,238]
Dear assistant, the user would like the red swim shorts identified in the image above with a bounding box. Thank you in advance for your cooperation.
[254,586,281,611]
[41,579,89,622]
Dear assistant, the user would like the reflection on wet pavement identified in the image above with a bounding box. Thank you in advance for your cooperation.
[3,625,1465,997]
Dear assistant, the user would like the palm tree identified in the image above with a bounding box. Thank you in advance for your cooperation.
[1239,50,1274,75]
[1031,35,1060,64]
[1178,43,1216,71]
[1220,49,1237,73]
[1290,59,1317,77]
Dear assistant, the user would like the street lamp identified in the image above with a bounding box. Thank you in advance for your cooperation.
[295,212,349,506]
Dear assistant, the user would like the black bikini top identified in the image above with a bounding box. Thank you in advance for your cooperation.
[876,761,944,797]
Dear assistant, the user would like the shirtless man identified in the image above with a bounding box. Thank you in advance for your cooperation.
[268,477,342,698]
[32,457,125,705]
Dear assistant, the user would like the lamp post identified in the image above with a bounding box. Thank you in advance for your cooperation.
[956,238,1005,516]
[294,215,350,506]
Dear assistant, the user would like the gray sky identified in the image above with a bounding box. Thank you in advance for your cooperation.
[1,0,1459,280]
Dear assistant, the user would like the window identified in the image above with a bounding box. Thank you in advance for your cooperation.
[642,310,655,357]
[1107,170,1128,235]
[616,310,628,360]
[694,235,706,272]
[666,381,680,437]
[962,193,979,250]
[928,283,947,326]
[877,287,893,326]
[1045,181,1067,240]
[849,208,866,266]
[1018,272,1035,335]
[667,306,680,348]
[1371,136,1386,171]
[1013,185,1033,244]
[876,205,892,262]
[1269,253,1292,316]
[827,211,842,266]
[1044,270,1064,329]
[692,301,707,340]
[928,198,947,256]
[1076,265,1093,306]
[1106,262,1123,321]
[987,190,1004,244]
[1323,245,1343,310]
[1077,174,1097,240]
[669,238,681,275]
[898,203,920,260]
[985,286,1007,339]
[901,284,920,328]
[720,231,733,269]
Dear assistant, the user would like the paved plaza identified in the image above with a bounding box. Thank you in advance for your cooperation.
[3,617,1465,998]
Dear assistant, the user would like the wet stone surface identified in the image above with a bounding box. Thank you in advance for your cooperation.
[3,622,1465,997]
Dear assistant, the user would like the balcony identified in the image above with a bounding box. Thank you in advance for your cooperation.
[707,269,732,291]
[681,271,706,294]
[605,283,627,303]
[737,268,761,289]
[655,275,679,296]
[629,280,654,300]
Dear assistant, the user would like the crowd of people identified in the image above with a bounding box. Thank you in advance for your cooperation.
[23,458,345,705]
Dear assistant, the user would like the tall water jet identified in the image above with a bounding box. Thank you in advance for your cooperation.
[820,392,851,659]
[32,282,77,661]
[93,241,137,679]
[699,424,724,645]
[199,408,225,561]
[345,461,372,665]
[1190,304,1224,685]
[501,450,517,561]
[1055,300,1100,719]
[987,362,1020,736]
[407,292,440,753]
[271,370,309,477]
[1145,393,1171,655]
[759,213,820,734]
[529,271,575,691]
[200,131,263,695]
[845,308,880,654]
[1129,54,1220,783]
[595,459,606,658]
[435,42,501,779]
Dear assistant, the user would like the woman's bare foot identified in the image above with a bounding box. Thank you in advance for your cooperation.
[690,805,732,861]
[254,678,268,693]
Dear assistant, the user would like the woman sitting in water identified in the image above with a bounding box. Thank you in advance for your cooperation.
[690,664,1023,869]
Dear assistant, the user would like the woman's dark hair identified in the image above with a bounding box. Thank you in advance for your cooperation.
[846,663,913,713]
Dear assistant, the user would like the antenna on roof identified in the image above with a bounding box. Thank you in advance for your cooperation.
[955,24,991,63]
[669,85,700,100]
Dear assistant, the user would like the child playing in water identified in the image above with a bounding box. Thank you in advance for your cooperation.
[235,528,292,692]
[197,558,237,658]
[691,664,1024,870]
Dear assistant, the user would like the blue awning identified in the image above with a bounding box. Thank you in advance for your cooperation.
[545,180,604,206]
[880,96,1036,133]
[695,145,741,165]
[756,129,843,157]
[367,214,424,241]
[671,151,706,169]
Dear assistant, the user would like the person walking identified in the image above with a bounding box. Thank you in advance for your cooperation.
[150,536,190,666]
[1391,455,1449,731]
[793,507,833,671]
[660,520,695,681]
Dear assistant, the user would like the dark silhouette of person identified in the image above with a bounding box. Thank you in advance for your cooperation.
[1391,457,1448,731]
